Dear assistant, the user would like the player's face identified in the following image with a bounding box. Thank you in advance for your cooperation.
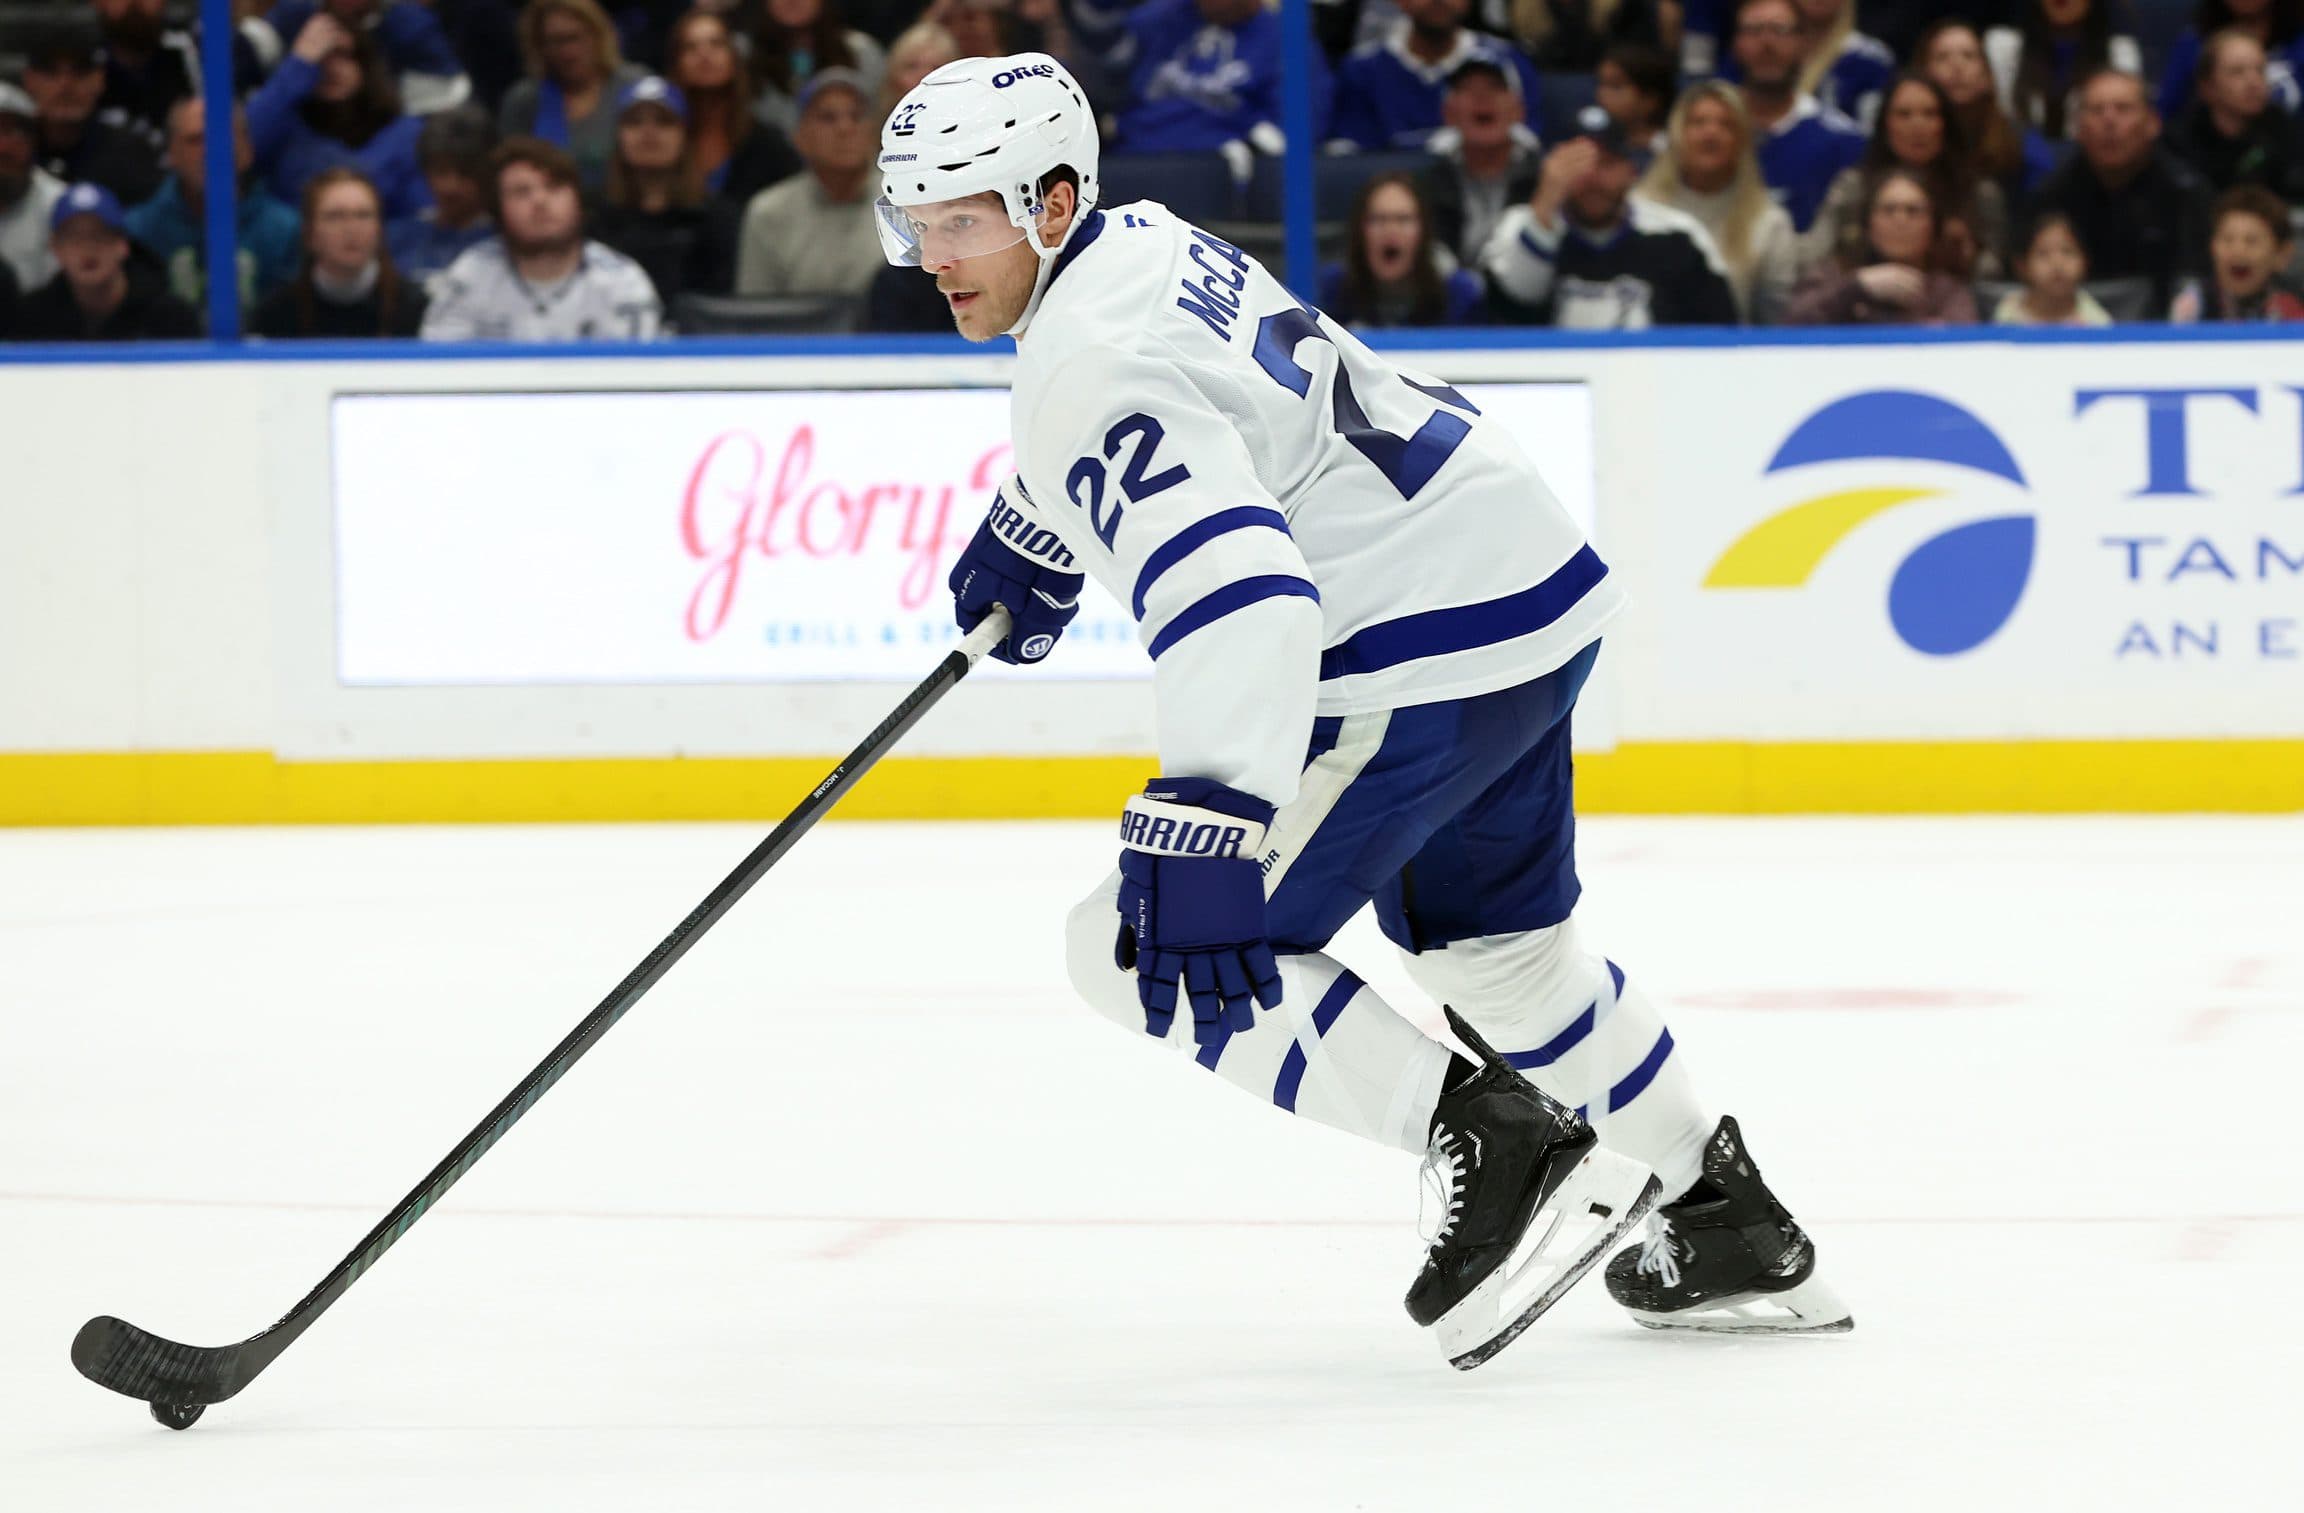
[912,192,1038,340]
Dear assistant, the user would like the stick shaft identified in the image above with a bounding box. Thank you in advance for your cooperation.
[207,613,1011,1389]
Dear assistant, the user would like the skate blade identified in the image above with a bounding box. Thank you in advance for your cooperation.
[1436,1150,1662,1371]
[1627,1274,1854,1336]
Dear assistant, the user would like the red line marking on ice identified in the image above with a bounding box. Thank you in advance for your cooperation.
[811,1219,910,1261]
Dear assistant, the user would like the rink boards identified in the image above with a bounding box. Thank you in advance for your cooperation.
[3,331,2299,821]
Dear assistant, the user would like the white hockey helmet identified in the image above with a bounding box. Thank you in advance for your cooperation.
[874,53,1101,273]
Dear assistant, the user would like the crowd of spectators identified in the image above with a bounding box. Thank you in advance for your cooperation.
[0,0,2300,341]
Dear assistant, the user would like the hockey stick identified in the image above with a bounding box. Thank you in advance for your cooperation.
[71,608,1016,1430]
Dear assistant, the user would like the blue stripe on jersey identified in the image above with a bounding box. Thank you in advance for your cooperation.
[1131,506,1293,617]
[1272,970,1361,1112]
[1607,1028,1675,1112]
[1517,227,1556,263]
[1146,575,1321,659]
[1316,545,1606,681]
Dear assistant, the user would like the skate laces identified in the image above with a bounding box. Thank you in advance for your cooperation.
[1634,1212,1684,1289]
[1418,1127,1468,1249]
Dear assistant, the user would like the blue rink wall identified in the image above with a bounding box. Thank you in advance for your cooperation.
[4,328,2300,823]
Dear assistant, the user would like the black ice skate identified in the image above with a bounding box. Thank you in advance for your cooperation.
[1604,1115,1853,1335]
[1406,1009,1661,1370]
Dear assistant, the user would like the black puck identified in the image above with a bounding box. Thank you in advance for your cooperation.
[150,1401,205,1431]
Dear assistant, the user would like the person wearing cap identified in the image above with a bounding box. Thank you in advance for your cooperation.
[1110,0,1328,172]
[1482,103,1741,327]
[1729,0,1865,232]
[419,135,660,340]
[499,0,648,193]
[1418,57,1541,269]
[125,98,304,310]
[6,180,199,339]
[247,12,430,218]
[1330,0,1543,152]
[19,23,165,204]
[591,77,739,310]
[736,67,881,298]
[388,104,498,288]
[0,83,68,296]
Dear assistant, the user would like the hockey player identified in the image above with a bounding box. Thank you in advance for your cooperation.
[879,54,1852,1361]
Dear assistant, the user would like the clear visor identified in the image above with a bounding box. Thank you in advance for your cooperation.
[874,193,1038,268]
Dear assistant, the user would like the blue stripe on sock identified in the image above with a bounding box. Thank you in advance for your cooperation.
[1272,970,1361,1112]
[1607,1028,1675,1113]
[1503,1004,1595,1070]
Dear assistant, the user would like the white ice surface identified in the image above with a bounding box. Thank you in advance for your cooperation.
[3,816,2298,1511]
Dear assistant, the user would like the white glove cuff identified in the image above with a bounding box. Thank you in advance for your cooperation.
[1119,795,1269,861]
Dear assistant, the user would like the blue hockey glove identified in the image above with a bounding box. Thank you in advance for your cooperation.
[1114,778,1283,1045]
[949,488,1084,666]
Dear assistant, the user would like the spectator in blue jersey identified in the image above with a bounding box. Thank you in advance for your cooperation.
[1321,171,1483,326]
[1506,0,1675,73]
[1986,0,2143,140]
[249,12,431,218]
[1418,57,1543,267]
[1730,0,1864,232]
[1708,0,1891,128]
[1112,0,1326,172]
[2168,29,2304,195]
[126,99,303,310]
[499,0,647,191]
[2160,0,2304,119]
[1483,104,1741,325]
[1331,0,1544,151]
[1917,19,2063,199]
[388,105,496,286]
[260,0,474,117]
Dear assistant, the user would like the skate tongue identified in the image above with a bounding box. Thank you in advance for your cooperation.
[1441,1007,1509,1073]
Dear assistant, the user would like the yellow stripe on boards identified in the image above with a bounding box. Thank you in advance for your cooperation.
[3,744,2302,825]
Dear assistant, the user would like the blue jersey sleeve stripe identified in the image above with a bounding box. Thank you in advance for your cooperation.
[1130,506,1293,618]
[1146,575,1321,660]
[1272,970,1362,1112]
[1317,544,1606,681]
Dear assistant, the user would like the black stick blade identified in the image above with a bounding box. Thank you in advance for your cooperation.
[72,1316,249,1407]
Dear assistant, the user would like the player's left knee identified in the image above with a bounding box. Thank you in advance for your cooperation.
[1403,918,1607,1034]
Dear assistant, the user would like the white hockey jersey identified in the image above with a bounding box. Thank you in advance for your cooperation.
[419,239,662,343]
[1002,203,1624,808]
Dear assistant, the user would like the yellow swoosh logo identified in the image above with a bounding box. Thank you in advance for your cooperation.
[1703,487,1945,588]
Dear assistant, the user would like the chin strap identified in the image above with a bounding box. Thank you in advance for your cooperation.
[1004,203,1091,341]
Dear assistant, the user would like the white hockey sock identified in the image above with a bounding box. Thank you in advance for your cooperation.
[1403,919,1715,1201]
[1065,874,1450,1153]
